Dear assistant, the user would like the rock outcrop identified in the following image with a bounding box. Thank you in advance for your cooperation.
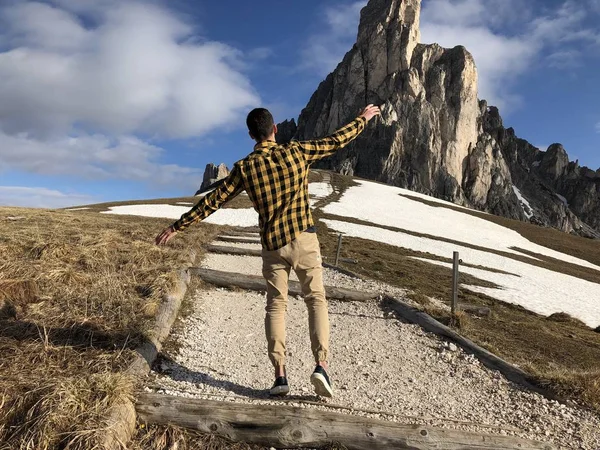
[196,163,229,195]
[482,106,600,236]
[278,0,599,237]
[276,119,297,144]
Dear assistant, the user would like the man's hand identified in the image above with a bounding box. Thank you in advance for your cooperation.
[359,104,381,122]
[155,226,177,246]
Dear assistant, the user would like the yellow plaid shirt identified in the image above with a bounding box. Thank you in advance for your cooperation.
[172,116,367,250]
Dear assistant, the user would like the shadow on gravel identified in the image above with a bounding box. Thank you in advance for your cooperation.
[154,353,266,398]
[153,353,324,402]
[329,310,390,321]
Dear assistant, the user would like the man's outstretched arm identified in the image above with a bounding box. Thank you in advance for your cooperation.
[155,164,244,245]
[297,104,381,162]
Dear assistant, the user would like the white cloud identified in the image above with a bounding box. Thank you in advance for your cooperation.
[420,0,599,111]
[0,0,261,192]
[595,122,600,133]
[0,131,201,189]
[301,1,367,76]
[0,1,260,139]
[0,186,93,208]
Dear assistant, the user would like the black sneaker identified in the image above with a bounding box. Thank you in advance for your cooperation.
[269,376,289,396]
[310,366,333,398]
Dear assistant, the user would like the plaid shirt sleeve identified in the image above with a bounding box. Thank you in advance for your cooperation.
[296,116,367,161]
[171,163,244,232]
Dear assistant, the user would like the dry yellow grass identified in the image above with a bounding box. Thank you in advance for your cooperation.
[0,207,219,449]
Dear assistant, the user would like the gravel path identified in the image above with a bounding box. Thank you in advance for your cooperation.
[148,239,600,449]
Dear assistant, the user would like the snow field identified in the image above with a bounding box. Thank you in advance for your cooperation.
[309,182,334,200]
[101,204,258,227]
[324,180,600,272]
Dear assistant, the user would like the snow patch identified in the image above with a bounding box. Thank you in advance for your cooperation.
[324,180,598,271]
[323,219,600,328]
[511,185,534,219]
[309,182,334,200]
[101,205,258,227]
[412,257,600,330]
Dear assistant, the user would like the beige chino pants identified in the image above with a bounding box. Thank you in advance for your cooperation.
[261,232,329,369]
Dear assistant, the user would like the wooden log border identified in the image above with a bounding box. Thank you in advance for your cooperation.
[100,251,197,450]
[190,267,377,302]
[207,244,262,257]
[216,235,261,244]
[136,393,554,450]
[384,296,556,400]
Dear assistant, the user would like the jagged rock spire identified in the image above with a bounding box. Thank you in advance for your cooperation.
[357,0,421,80]
[277,0,600,236]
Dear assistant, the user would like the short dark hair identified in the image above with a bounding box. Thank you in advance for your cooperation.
[246,108,274,141]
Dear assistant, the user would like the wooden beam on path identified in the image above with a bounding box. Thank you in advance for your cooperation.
[207,244,262,257]
[136,393,554,450]
[228,226,261,235]
[222,230,260,238]
[190,267,377,302]
[217,235,261,244]
[384,296,553,399]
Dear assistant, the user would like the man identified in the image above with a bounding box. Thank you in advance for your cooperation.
[156,104,381,397]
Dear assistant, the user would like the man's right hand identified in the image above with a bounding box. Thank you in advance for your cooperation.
[155,226,177,245]
[359,104,381,122]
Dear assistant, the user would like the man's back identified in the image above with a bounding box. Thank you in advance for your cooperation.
[171,116,368,250]
[239,141,312,251]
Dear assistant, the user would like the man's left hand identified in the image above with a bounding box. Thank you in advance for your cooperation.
[155,226,177,245]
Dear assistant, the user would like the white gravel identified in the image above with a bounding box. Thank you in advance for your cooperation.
[148,247,600,449]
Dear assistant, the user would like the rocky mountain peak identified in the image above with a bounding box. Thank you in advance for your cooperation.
[540,144,569,181]
[357,0,421,77]
[277,0,599,237]
[196,163,229,195]
[275,119,297,144]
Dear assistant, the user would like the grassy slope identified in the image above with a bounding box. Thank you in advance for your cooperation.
[0,207,220,450]
[316,172,600,409]
[74,192,255,213]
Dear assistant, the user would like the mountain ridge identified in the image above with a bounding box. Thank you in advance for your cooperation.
[275,0,600,238]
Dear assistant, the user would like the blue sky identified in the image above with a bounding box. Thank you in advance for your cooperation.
[1,0,599,207]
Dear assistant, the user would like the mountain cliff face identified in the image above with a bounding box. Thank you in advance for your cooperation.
[195,163,229,195]
[277,0,600,237]
[482,106,600,236]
